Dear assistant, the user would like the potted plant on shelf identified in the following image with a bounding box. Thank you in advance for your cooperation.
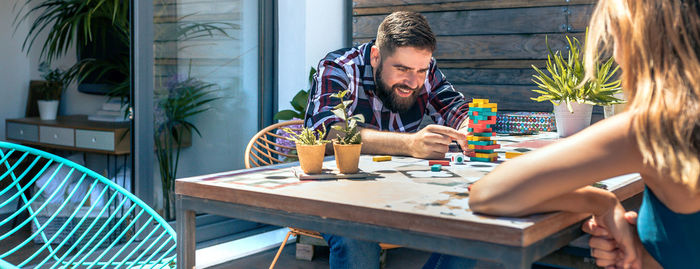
[531,34,623,137]
[36,62,77,120]
[282,126,329,174]
[330,90,364,174]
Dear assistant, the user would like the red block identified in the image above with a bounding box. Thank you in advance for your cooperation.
[428,160,450,166]
[468,122,491,129]
[470,119,496,125]
[473,144,501,150]
[471,127,493,133]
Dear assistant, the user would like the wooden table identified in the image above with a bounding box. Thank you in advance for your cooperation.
[175,133,643,268]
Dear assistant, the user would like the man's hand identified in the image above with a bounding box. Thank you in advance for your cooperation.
[408,124,466,159]
[583,211,650,269]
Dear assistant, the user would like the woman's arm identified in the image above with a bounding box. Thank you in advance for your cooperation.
[469,112,642,216]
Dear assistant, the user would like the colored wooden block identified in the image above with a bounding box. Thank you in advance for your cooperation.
[469,140,495,146]
[470,119,496,125]
[472,99,488,104]
[469,107,493,112]
[475,152,498,158]
[431,164,442,171]
[469,156,498,162]
[472,115,490,121]
[467,146,496,153]
[468,144,501,150]
[473,132,496,137]
[482,103,497,109]
[468,122,493,129]
[468,127,493,133]
[372,156,392,162]
[505,152,524,159]
[429,160,450,166]
[467,135,492,141]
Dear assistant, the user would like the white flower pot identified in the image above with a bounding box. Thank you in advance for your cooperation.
[38,100,59,120]
[553,101,592,137]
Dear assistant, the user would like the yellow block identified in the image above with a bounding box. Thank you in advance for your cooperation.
[372,155,392,162]
[482,103,497,109]
[472,99,488,104]
[467,136,493,141]
[474,152,498,158]
[505,152,524,159]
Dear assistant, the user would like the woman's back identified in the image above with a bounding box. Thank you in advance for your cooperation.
[638,186,700,268]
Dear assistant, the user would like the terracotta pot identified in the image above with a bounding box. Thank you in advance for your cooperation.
[333,142,362,174]
[553,101,593,137]
[296,143,326,174]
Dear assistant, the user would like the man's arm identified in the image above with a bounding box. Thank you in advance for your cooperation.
[325,123,466,159]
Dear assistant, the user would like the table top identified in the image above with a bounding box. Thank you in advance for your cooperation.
[7,115,130,131]
[176,133,643,247]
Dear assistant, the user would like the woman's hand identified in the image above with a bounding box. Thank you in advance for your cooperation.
[583,211,638,268]
[592,203,642,269]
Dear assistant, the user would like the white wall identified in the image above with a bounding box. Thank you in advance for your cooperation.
[0,2,109,141]
[277,0,347,114]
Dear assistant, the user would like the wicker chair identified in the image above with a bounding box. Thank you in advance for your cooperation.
[244,120,398,269]
[244,120,304,169]
[0,141,176,268]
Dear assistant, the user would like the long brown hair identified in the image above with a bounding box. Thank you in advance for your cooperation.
[584,0,700,192]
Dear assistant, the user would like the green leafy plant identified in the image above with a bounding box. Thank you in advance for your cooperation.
[154,74,222,220]
[37,62,80,100]
[15,0,235,106]
[330,90,364,144]
[274,67,317,121]
[282,125,329,145]
[531,34,623,112]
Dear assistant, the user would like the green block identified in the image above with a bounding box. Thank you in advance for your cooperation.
[469,157,494,162]
[473,132,493,137]
[431,164,442,172]
[474,149,495,154]
[472,115,489,121]
[470,107,494,112]
[476,111,497,116]
[470,141,495,146]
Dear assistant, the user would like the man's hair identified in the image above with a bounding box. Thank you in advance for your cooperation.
[375,11,436,57]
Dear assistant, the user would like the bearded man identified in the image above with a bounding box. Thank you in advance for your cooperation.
[303,11,476,269]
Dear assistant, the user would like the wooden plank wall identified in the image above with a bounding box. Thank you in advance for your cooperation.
[351,0,599,113]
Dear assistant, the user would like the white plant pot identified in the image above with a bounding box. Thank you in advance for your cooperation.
[553,101,592,137]
[37,100,59,120]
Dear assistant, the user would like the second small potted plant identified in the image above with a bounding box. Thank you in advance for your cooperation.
[330,90,364,174]
[283,126,329,174]
[531,35,623,137]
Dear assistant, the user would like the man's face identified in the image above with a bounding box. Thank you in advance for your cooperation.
[371,46,432,113]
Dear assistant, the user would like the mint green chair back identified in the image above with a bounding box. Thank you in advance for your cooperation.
[0,141,176,268]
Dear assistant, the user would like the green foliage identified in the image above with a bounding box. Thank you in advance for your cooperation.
[330,90,364,145]
[154,75,222,220]
[531,34,624,112]
[274,67,317,121]
[282,126,329,146]
[37,62,80,100]
[14,0,235,106]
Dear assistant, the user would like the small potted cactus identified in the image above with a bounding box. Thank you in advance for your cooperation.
[283,126,329,174]
[330,90,364,174]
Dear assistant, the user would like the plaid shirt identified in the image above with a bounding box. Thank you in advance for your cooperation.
[304,41,470,134]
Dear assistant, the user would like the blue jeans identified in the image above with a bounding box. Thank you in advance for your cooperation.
[321,234,476,269]
[322,233,381,269]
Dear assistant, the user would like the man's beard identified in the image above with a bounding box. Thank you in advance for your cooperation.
[374,64,421,113]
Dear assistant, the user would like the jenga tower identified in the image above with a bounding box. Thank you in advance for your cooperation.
[467,99,500,162]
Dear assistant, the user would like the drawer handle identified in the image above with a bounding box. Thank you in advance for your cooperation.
[19,130,24,135]
[53,134,58,139]
[92,137,97,143]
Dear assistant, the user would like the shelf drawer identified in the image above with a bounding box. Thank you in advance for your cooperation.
[39,126,74,147]
[75,130,115,151]
[6,122,39,142]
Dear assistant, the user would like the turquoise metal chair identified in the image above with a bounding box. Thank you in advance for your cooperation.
[0,141,176,268]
